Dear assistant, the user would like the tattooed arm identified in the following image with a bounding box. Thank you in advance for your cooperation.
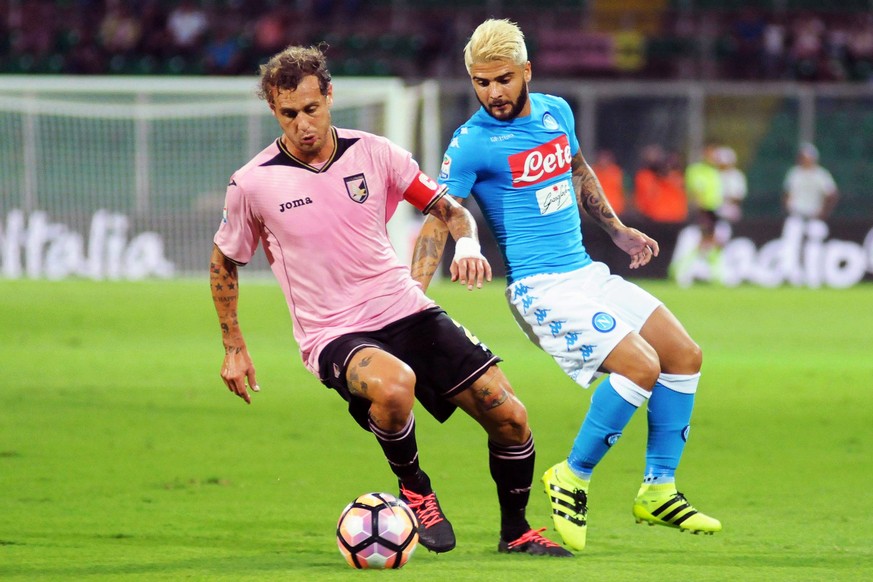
[411,194,492,291]
[572,151,660,269]
[410,213,449,292]
[210,244,259,404]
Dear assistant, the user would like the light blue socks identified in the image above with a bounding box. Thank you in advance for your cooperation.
[568,374,650,480]
[644,373,700,485]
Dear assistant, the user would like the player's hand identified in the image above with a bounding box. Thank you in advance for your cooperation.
[450,256,493,290]
[450,237,492,290]
[612,226,659,269]
[220,346,260,404]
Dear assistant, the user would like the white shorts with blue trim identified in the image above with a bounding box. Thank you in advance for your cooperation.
[505,262,662,388]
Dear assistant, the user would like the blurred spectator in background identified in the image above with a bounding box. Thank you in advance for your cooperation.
[139,1,170,60]
[782,142,838,221]
[613,15,646,76]
[166,0,209,56]
[685,142,722,239]
[9,0,58,59]
[64,20,106,74]
[0,0,48,69]
[633,144,664,220]
[715,146,746,224]
[203,23,246,76]
[725,8,765,79]
[846,15,873,81]
[788,12,825,81]
[662,150,688,218]
[714,146,746,251]
[674,142,723,283]
[823,17,851,81]
[591,148,626,216]
[633,144,688,223]
[762,16,787,79]
[314,0,364,24]
[252,6,290,61]
[98,1,141,56]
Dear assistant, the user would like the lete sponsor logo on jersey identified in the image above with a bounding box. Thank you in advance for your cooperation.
[508,135,572,187]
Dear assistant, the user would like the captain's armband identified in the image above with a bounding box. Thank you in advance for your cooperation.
[403,171,447,213]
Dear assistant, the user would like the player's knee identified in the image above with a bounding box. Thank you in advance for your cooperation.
[486,396,530,445]
[372,365,416,418]
[685,341,703,373]
[502,401,530,444]
[666,340,703,375]
[625,345,661,390]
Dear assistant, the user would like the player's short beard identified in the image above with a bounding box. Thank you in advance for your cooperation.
[480,82,529,121]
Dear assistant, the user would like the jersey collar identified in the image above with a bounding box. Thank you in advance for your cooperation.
[264,127,359,173]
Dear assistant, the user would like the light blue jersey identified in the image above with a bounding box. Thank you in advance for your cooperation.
[439,93,592,283]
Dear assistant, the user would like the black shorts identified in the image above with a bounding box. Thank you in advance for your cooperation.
[318,306,501,430]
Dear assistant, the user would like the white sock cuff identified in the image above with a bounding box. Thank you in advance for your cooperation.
[368,412,414,440]
[657,372,701,394]
[610,374,651,407]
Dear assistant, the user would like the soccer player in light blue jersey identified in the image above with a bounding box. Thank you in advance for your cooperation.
[411,19,721,551]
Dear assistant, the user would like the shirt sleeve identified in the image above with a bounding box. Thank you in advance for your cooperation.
[556,97,581,157]
[213,175,260,265]
[437,128,477,200]
[821,168,837,194]
[382,137,420,199]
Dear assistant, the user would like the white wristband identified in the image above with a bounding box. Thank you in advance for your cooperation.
[453,236,483,261]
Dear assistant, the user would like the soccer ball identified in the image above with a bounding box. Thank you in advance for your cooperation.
[336,492,419,569]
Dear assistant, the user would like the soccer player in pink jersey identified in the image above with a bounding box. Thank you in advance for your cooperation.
[209,44,570,557]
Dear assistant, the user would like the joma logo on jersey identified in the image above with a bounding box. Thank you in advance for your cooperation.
[508,135,572,187]
[279,198,313,212]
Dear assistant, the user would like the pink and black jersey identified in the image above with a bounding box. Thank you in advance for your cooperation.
[214,127,443,376]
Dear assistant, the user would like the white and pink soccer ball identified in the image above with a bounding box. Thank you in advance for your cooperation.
[336,492,419,569]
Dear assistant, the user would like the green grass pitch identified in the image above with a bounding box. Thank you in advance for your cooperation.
[1,277,872,581]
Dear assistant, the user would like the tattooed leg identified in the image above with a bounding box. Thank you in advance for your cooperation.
[452,366,531,446]
[346,348,415,432]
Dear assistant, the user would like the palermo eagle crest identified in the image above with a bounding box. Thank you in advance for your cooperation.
[344,173,369,203]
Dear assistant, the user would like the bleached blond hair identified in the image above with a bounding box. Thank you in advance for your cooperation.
[464,19,528,73]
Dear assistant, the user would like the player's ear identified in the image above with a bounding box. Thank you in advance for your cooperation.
[523,61,532,83]
[326,83,334,106]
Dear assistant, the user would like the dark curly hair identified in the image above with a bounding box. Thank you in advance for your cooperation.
[258,43,332,106]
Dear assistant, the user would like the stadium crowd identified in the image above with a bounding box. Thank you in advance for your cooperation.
[2,0,873,81]
[586,141,747,226]
[588,139,835,222]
